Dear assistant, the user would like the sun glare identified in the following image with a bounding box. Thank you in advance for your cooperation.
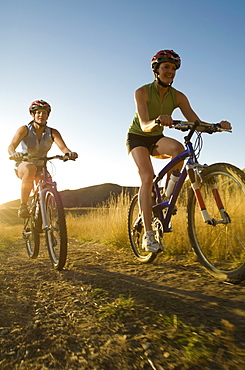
[1,162,20,205]
[0,182,19,205]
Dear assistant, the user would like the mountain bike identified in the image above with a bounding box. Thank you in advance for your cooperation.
[128,120,245,283]
[11,154,72,270]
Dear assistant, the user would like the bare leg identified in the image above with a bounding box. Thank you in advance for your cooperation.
[152,136,185,188]
[130,146,154,231]
[130,137,185,232]
[17,163,37,204]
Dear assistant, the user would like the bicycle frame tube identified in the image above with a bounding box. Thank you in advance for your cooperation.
[152,142,197,232]
[164,168,188,230]
[153,167,188,231]
[154,143,195,183]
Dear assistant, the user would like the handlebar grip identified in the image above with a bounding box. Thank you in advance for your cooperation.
[156,119,183,125]
[9,154,24,161]
[203,123,221,134]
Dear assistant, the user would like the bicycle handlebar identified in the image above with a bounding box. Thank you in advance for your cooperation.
[155,119,232,133]
[9,154,73,162]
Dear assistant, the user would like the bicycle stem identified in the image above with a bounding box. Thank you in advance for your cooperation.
[184,120,200,143]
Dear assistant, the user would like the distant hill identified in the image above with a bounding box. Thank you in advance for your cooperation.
[61,183,137,207]
[0,183,138,209]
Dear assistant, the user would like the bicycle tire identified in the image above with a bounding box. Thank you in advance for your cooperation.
[23,200,40,259]
[45,189,67,270]
[127,193,163,263]
[187,163,245,283]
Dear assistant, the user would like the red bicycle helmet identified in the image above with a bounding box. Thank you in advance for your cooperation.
[29,100,51,114]
[151,50,181,71]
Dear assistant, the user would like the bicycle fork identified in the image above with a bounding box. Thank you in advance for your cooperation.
[187,165,231,226]
[38,187,52,231]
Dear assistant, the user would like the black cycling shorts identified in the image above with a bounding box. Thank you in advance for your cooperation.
[126,133,164,155]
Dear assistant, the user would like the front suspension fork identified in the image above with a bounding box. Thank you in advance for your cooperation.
[187,166,230,225]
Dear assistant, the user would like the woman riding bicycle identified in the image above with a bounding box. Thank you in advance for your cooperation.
[8,100,78,218]
[126,50,231,253]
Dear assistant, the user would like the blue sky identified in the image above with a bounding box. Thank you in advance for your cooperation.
[1,0,244,204]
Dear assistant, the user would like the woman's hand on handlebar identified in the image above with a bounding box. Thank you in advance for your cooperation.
[64,152,78,160]
[219,120,232,130]
[155,115,173,127]
[10,152,23,160]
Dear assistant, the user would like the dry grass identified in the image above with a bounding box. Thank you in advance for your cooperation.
[0,223,23,251]
[2,177,243,264]
[66,192,192,257]
[66,192,131,248]
[163,206,193,257]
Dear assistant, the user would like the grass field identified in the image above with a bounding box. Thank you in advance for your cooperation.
[65,192,193,258]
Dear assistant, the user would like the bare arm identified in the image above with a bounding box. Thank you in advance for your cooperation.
[135,87,160,132]
[177,90,231,130]
[8,126,28,155]
[52,128,72,153]
[176,91,201,122]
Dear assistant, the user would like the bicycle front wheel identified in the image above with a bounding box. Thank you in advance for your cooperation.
[23,201,40,259]
[128,193,163,263]
[188,163,245,283]
[45,189,67,270]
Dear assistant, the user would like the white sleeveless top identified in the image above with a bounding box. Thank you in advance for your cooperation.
[20,123,54,166]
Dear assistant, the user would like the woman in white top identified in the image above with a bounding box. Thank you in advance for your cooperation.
[8,100,78,218]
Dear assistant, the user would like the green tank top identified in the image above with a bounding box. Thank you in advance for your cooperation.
[128,81,178,136]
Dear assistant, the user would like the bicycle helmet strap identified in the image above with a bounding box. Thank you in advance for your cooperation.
[157,76,172,88]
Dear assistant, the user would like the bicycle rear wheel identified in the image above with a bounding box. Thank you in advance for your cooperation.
[23,201,40,259]
[45,189,67,270]
[188,163,245,283]
[127,193,163,263]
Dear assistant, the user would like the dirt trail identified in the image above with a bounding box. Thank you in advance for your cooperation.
[0,238,245,369]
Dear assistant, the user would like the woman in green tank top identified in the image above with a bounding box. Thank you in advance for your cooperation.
[126,50,231,253]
